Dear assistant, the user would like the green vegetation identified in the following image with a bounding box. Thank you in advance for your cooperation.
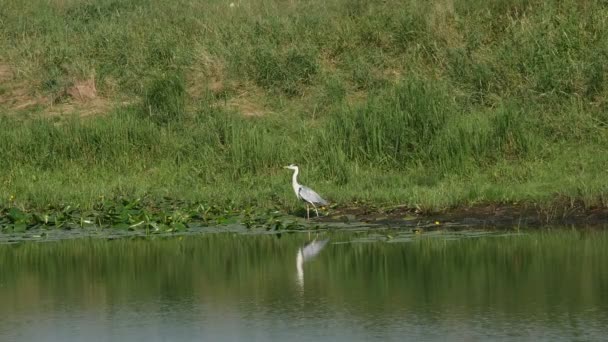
[0,197,307,233]
[1,0,608,225]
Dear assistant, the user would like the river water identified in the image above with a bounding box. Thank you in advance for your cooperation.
[0,229,607,341]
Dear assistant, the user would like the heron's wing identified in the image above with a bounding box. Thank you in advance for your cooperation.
[301,239,329,261]
[299,186,328,206]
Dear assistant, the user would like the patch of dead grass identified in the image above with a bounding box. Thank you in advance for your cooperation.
[426,0,464,49]
[49,75,112,117]
[187,48,269,117]
[66,76,97,102]
[187,48,227,100]
[319,53,339,73]
[220,85,268,117]
[44,97,112,118]
[0,67,111,117]
[0,62,50,110]
[345,91,368,106]
[0,63,12,83]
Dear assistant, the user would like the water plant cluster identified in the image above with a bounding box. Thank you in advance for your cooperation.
[1,0,607,225]
[0,198,305,233]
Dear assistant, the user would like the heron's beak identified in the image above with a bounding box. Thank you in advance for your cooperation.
[283,166,290,169]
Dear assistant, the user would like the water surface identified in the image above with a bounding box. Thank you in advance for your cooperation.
[1,229,607,341]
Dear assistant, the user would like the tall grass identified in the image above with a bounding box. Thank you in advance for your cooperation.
[0,0,607,210]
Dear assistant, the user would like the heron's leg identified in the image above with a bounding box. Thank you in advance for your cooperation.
[306,204,310,220]
[312,203,319,217]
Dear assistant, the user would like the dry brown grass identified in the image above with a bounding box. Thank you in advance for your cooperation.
[0,62,49,111]
[0,63,12,83]
[219,83,268,117]
[345,91,367,106]
[51,75,112,117]
[426,0,464,49]
[66,76,97,102]
[186,47,270,117]
[187,48,227,99]
[225,98,266,117]
[44,98,112,117]
[0,67,111,117]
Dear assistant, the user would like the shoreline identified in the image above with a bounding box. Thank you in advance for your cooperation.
[323,203,608,229]
[1,200,607,234]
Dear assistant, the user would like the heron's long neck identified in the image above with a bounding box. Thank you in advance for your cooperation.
[292,168,300,194]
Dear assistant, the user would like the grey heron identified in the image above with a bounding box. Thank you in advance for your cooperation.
[284,164,328,220]
[296,238,329,286]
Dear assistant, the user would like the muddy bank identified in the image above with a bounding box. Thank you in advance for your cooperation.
[323,204,608,229]
[2,200,607,241]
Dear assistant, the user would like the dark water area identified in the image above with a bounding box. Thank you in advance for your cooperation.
[1,229,607,341]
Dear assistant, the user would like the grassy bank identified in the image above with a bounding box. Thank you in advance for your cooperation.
[1,0,608,216]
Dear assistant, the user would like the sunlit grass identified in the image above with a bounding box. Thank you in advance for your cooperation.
[0,0,607,213]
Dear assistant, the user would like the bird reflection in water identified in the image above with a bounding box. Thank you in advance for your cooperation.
[296,238,329,287]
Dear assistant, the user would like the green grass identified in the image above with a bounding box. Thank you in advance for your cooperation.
[0,0,607,214]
